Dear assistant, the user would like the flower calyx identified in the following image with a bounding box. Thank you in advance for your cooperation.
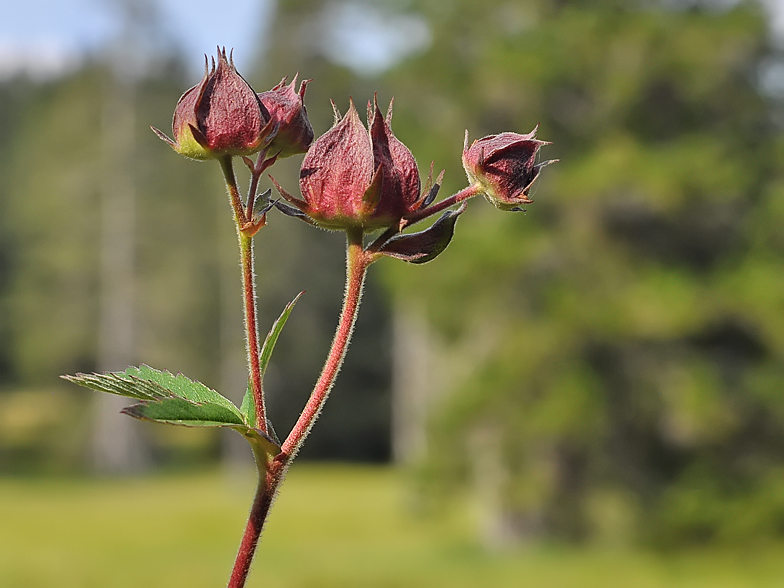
[462,127,556,211]
[152,48,275,160]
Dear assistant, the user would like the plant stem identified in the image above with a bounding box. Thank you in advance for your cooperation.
[227,446,279,588]
[282,227,369,456]
[246,149,274,214]
[219,155,266,432]
[220,155,248,226]
[240,232,266,431]
[404,183,482,225]
[227,227,370,588]
[367,183,483,252]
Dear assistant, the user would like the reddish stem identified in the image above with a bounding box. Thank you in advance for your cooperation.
[220,156,266,433]
[283,227,368,456]
[227,227,370,588]
[240,233,265,430]
[227,449,286,588]
[404,183,482,225]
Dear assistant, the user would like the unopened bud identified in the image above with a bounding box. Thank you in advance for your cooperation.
[259,75,314,158]
[462,128,555,211]
[152,48,273,160]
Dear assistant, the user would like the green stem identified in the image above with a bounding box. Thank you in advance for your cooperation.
[220,155,248,226]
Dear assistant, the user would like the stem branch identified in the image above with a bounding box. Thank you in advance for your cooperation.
[246,149,273,214]
[405,183,482,225]
[368,183,483,252]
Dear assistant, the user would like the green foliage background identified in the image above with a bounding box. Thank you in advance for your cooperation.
[377,0,784,546]
[1,0,784,548]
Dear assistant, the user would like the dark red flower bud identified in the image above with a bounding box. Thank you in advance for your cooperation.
[152,48,273,160]
[275,97,427,231]
[258,75,314,158]
[462,128,556,211]
[295,99,376,229]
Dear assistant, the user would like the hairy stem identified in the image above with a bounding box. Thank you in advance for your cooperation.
[404,183,482,225]
[220,156,266,432]
[227,447,282,588]
[220,155,248,226]
[240,233,265,430]
[283,227,369,456]
[227,227,370,588]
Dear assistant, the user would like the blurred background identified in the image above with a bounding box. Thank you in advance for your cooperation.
[2,0,784,585]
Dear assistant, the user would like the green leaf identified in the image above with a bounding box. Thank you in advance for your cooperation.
[261,292,304,375]
[250,188,274,225]
[63,365,245,428]
[122,397,244,427]
[240,380,256,428]
[125,365,242,415]
[241,292,304,427]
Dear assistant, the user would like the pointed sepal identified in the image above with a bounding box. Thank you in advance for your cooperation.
[379,203,467,264]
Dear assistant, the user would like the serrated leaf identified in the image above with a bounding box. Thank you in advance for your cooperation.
[65,365,282,457]
[63,371,158,400]
[124,365,241,415]
[64,365,244,428]
[122,397,244,427]
[241,292,304,427]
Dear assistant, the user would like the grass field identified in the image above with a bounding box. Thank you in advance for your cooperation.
[1,464,783,587]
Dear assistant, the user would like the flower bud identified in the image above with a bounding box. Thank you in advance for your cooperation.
[152,48,273,160]
[258,75,314,158]
[275,98,426,231]
[462,128,555,211]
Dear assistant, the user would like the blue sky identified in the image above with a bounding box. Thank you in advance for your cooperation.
[1,0,781,82]
[0,0,433,81]
[0,0,271,79]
